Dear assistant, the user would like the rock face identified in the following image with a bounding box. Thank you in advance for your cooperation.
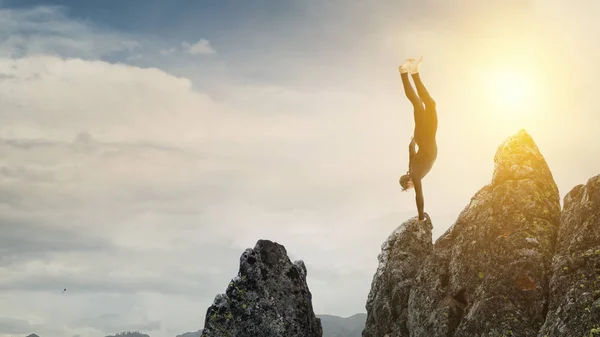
[408,131,560,337]
[408,130,561,337]
[362,216,433,337]
[538,174,600,336]
[365,130,567,337]
[201,239,322,337]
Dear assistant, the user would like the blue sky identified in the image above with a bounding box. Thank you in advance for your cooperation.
[1,1,599,337]
[0,0,415,89]
[16,1,363,79]
[3,0,294,37]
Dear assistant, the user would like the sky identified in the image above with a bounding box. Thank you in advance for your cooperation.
[0,0,599,336]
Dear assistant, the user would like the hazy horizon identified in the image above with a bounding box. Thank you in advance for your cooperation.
[1,1,599,336]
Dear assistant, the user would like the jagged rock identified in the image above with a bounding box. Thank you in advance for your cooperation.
[407,130,561,336]
[201,239,322,337]
[538,174,600,336]
[362,216,433,337]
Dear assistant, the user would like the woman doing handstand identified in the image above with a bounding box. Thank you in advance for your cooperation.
[398,56,438,221]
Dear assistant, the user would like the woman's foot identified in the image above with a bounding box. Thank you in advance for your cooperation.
[410,56,423,74]
[398,58,414,74]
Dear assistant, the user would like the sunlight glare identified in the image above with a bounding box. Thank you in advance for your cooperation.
[485,69,535,114]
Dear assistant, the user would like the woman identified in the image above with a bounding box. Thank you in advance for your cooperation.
[398,56,438,221]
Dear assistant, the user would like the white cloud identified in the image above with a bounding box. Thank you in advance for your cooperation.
[0,53,381,337]
[0,49,419,336]
[181,39,216,55]
[0,317,34,334]
[0,56,216,142]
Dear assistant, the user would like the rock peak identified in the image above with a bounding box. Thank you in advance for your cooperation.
[201,239,321,337]
[492,129,555,188]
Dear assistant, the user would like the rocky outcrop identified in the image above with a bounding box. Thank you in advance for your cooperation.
[362,216,433,337]
[201,239,322,337]
[364,130,569,336]
[538,174,600,336]
[407,130,561,337]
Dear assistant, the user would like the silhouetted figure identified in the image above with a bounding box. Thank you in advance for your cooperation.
[398,56,438,221]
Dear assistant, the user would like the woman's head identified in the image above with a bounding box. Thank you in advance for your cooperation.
[399,173,413,191]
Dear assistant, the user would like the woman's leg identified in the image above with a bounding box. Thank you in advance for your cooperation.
[401,72,425,129]
[412,72,438,138]
[411,73,435,111]
[401,72,420,106]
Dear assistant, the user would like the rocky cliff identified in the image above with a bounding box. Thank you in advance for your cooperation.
[201,239,322,337]
[363,216,433,337]
[364,130,600,337]
[538,174,600,336]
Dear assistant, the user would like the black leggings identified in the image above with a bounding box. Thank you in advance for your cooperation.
[401,73,437,148]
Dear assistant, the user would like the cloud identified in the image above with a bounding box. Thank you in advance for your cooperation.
[0,214,111,265]
[0,243,236,296]
[0,51,244,335]
[0,55,217,142]
[181,39,216,55]
[0,317,34,334]
[0,8,371,333]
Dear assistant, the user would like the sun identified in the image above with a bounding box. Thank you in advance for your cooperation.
[484,69,535,114]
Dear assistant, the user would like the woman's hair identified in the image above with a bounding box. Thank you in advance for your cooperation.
[399,173,413,191]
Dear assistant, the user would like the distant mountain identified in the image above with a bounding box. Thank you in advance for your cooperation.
[317,313,366,337]
[105,331,150,337]
[175,330,202,337]
[182,314,365,337]
[26,334,40,337]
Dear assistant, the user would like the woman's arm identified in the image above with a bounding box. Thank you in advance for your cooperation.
[413,177,425,220]
[409,137,416,161]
